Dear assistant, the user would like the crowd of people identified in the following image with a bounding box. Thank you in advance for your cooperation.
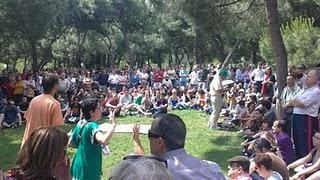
[0,61,320,180]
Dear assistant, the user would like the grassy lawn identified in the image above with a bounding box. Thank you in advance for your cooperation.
[0,110,242,178]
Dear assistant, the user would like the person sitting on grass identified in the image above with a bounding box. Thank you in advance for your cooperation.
[6,127,70,180]
[251,138,289,180]
[64,96,82,123]
[119,88,134,115]
[192,89,206,110]
[254,154,283,180]
[287,131,320,180]
[272,120,294,165]
[168,89,181,110]
[70,98,117,180]
[0,99,21,128]
[227,155,253,180]
[105,91,121,117]
[132,113,226,180]
[153,92,168,115]
[17,96,29,122]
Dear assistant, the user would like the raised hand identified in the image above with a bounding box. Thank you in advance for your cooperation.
[109,109,117,126]
[132,124,141,143]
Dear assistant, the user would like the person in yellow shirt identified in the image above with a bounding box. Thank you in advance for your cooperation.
[13,75,25,104]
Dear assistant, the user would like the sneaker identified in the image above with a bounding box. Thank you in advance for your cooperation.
[2,122,11,128]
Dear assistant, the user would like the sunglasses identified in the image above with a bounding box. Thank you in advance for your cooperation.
[147,130,162,139]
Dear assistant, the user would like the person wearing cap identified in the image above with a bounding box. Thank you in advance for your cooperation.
[208,68,229,129]
[227,156,252,180]
[132,113,226,180]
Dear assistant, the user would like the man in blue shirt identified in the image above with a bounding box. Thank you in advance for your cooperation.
[132,113,226,180]
[0,99,21,128]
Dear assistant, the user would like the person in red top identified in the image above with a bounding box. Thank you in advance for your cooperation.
[1,76,15,99]
[153,68,164,90]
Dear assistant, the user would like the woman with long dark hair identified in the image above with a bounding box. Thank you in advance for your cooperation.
[261,66,276,97]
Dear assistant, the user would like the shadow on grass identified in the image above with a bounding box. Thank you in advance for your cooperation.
[0,128,23,171]
[203,147,242,172]
[201,134,243,172]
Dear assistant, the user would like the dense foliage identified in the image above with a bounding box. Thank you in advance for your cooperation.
[0,0,319,70]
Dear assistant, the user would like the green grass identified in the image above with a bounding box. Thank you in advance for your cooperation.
[0,110,242,178]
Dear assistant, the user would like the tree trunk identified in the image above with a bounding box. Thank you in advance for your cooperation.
[250,39,259,65]
[265,0,288,118]
[30,41,38,72]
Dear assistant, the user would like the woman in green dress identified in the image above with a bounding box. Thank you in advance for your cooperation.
[70,98,117,180]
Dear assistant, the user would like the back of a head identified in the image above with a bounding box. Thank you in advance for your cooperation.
[42,73,59,94]
[253,138,272,152]
[254,154,273,171]
[14,127,68,179]
[110,157,172,180]
[80,98,99,120]
[151,113,187,151]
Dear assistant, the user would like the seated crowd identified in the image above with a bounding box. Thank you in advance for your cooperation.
[1,62,320,180]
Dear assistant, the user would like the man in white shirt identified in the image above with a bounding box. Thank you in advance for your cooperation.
[162,75,172,88]
[119,89,133,114]
[108,70,120,90]
[189,66,199,88]
[289,69,320,158]
[250,62,265,93]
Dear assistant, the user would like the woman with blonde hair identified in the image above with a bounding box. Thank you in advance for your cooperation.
[6,127,69,180]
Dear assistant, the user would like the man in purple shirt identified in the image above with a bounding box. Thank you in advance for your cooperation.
[272,120,294,165]
[133,113,226,180]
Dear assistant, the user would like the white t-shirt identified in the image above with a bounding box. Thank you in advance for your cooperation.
[235,104,248,117]
[267,171,283,180]
[251,68,265,82]
[189,71,199,85]
[108,74,120,84]
[120,94,132,105]
[140,72,149,81]
[167,69,176,80]
[293,86,320,117]
[162,79,172,87]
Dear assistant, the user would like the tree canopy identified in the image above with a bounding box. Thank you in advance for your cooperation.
[0,0,319,71]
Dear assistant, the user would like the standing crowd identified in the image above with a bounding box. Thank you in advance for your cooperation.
[0,62,320,180]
